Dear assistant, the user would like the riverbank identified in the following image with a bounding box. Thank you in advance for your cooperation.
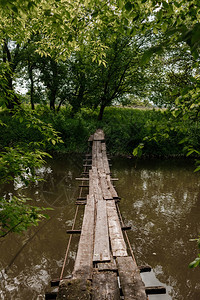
[0,105,197,157]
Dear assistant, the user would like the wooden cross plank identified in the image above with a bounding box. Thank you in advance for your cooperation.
[93,199,110,262]
[106,200,128,257]
[97,253,117,272]
[116,256,146,300]
[73,195,95,280]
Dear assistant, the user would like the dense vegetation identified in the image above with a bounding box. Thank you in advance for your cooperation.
[0,105,196,156]
[0,0,200,267]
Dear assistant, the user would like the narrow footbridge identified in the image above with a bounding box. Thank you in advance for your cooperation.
[46,129,166,299]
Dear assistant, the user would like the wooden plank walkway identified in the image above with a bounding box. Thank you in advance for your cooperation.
[54,129,166,300]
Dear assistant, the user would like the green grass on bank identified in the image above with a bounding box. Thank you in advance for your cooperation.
[0,105,196,157]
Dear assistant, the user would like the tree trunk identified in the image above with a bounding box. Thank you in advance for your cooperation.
[57,98,66,112]
[2,41,21,109]
[50,91,56,110]
[98,103,106,121]
[28,60,34,110]
[49,59,58,111]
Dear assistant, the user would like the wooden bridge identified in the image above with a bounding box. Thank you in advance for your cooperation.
[46,129,166,299]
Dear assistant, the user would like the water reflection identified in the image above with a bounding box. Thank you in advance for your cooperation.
[0,156,200,299]
[112,158,200,300]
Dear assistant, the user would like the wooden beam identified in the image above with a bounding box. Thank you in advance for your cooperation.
[145,286,166,295]
[66,230,81,234]
[121,226,132,231]
[75,200,87,205]
[139,265,151,273]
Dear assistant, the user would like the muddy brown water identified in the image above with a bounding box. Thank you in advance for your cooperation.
[0,155,199,299]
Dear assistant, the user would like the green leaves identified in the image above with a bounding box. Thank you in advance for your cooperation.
[0,107,63,237]
[189,237,200,268]
[133,143,144,157]
[0,196,50,237]
[189,256,200,268]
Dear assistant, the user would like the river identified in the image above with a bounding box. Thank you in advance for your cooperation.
[0,155,199,299]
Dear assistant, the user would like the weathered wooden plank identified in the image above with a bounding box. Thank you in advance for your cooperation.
[99,172,113,200]
[73,195,95,280]
[116,256,146,300]
[101,148,110,174]
[106,200,128,257]
[93,199,110,262]
[97,156,104,173]
[92,272,120,300]
[101,142,106,151]
[90,167,102,202]
[106,174,119,199]
[92,141,97,167]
